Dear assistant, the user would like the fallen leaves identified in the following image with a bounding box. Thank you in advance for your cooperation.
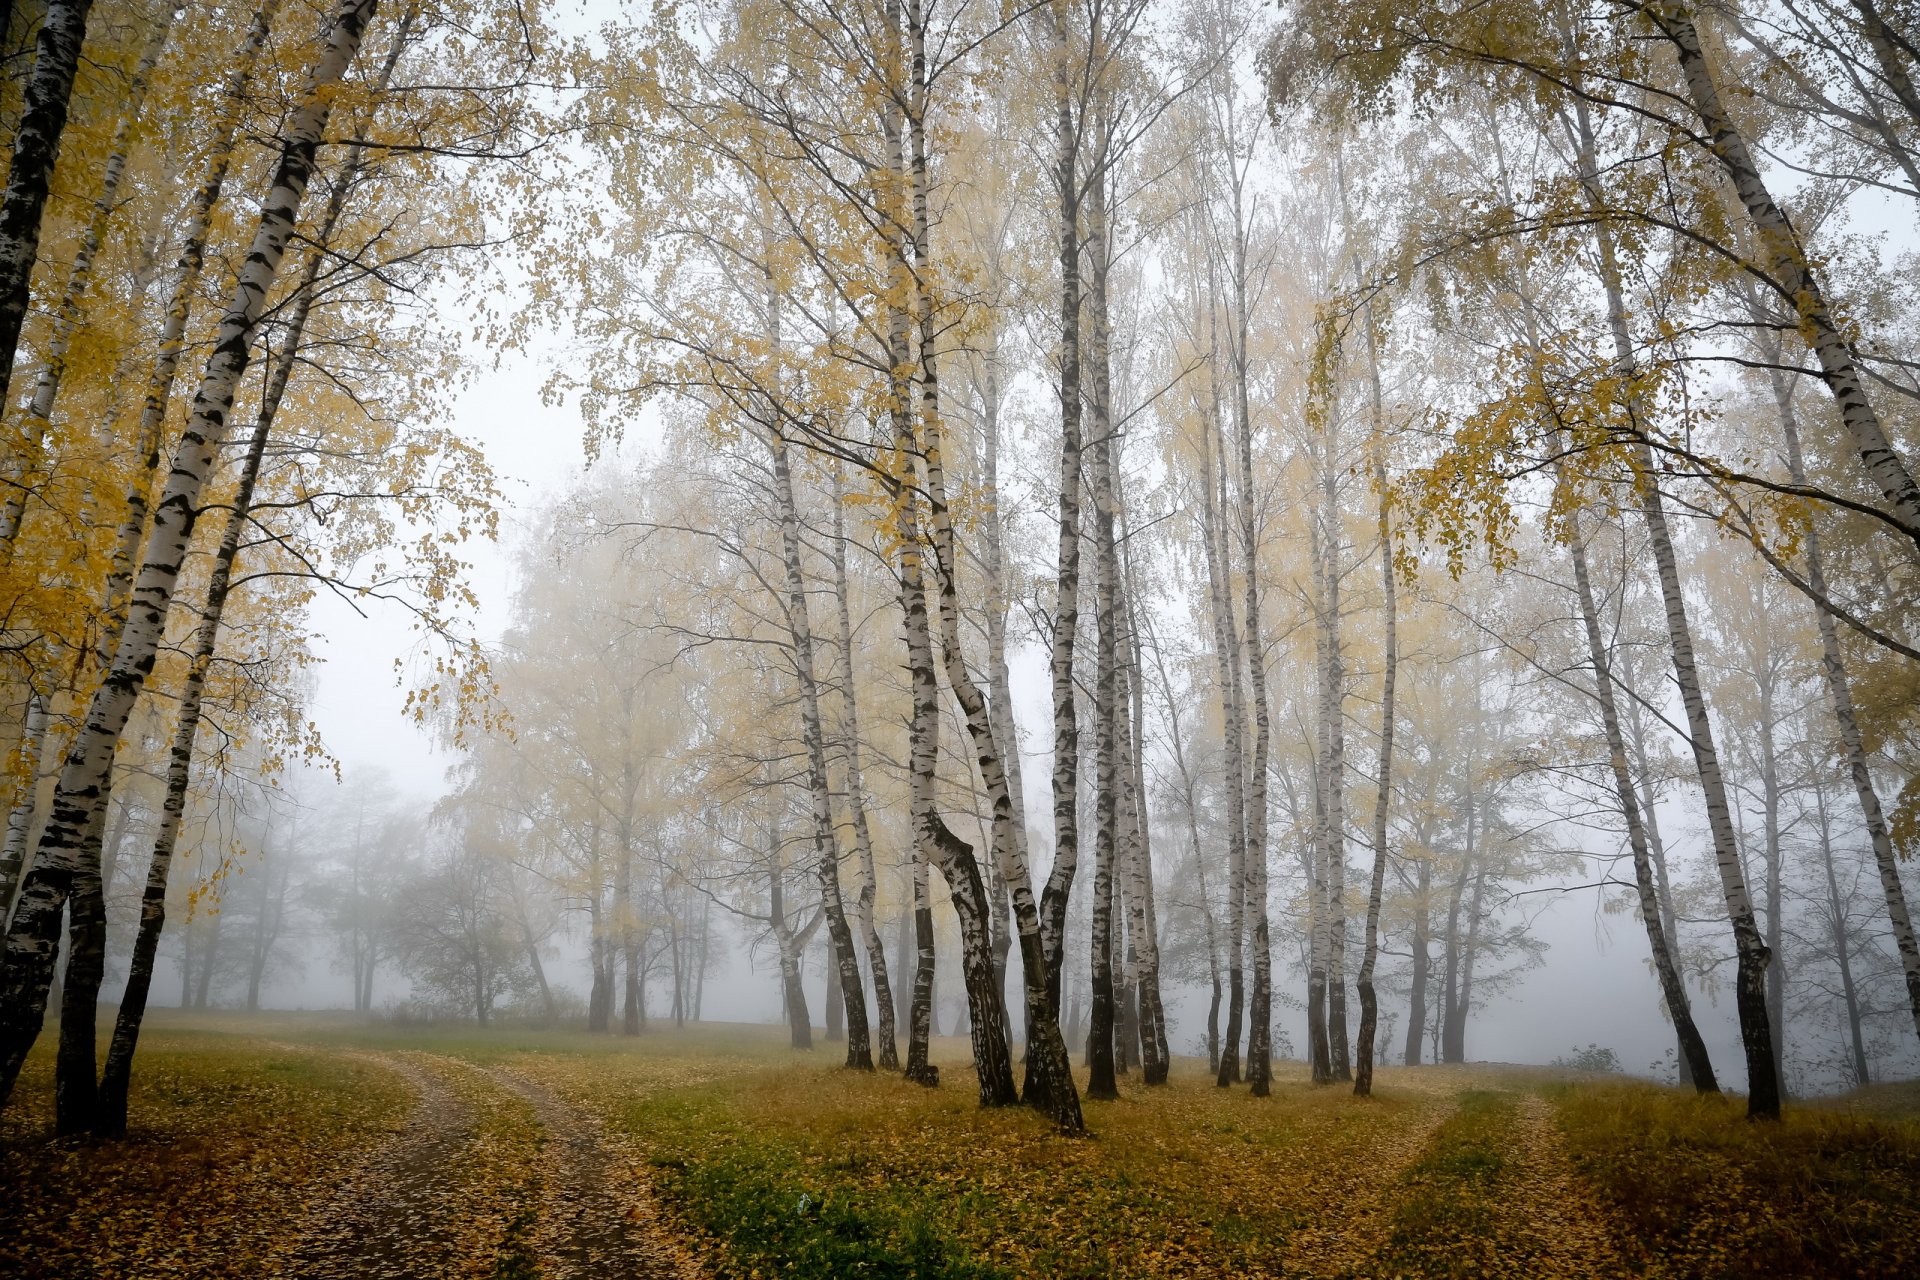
[7,1021,1916,1280]
[0,1035,406,1280]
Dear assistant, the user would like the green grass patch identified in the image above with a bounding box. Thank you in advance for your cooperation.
[587,1049,1449,1280]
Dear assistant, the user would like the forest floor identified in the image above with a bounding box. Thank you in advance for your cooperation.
[3,1012,1918,1280]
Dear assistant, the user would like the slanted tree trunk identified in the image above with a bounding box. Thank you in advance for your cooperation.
[1490,198,1723,1092]
[0,0,97,425]
[1566,507,1719,1090]
[763,416,871,1070]
[91,4,413,1130]
[1645,0,1920,551]
[0,0,382,1114]
[100,2,279,643]
[1753,308,1920,1051]
[0,6,173,550]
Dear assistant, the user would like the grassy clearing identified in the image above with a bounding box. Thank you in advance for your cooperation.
[1552,1081,1920,1280]
[5,1014,1918,1279]
[538,1043,1454,1280]
[0,1028,407,1280]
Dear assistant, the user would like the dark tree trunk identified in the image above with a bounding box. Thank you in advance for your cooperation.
[0,0,96,419]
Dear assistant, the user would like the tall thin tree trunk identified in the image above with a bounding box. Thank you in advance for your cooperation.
[1354,313,1396,1097]
[1039,3,1085,1018]
[1567,87,1780,1118]
[1812,773,1872,1088]
[899,4,1067,1119]
[1648,0,1920,550]
[1083,131,1121,1104]
[1204,360,1249,1088]
[1150,611,1221,1073]
[1120,533,1169,1083]
[763,413,871,1070]
[1404,851,1430,1065]
[1319,448,1351,1083]
[905,848,935,1082]
[91,4,412,1130]
[100,3,279,646]
[1230,220,1274,1096]
[828,466,897,1069]
[1753,306,1920,1051]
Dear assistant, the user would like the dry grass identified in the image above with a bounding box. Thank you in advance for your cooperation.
[5,1014,1917,1280]
[1552,1081,1920,1280]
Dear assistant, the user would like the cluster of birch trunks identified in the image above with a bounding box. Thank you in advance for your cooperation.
[522,0,1920,1131]
[0,0,536,1136]
[6,0,1920,1154]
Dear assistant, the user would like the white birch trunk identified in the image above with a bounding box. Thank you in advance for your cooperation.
[0,7,174,553]
[1568,85,1781,1118]
[0,0,382,1111]
[99,1,280,654]
[1650,0,1920,546]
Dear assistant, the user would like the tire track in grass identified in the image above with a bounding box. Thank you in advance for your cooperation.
[1277,1079,1463,1278]
[480,1064,700,1280]
[277,1052,544,1280]
[1493,1093,1634,1279]
[278,1053,480,1279]
[1359,1088,1633,1280]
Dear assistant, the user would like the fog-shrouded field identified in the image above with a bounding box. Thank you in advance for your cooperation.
[3,0,1920,1275]
[5,1010,1919,1279]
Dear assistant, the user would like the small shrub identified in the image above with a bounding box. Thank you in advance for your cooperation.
[1551,1043,1621,1073]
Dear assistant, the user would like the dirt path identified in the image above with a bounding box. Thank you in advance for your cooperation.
[278,1054,482,1280]
[1488,1094,1634,1280]
[1279,1084,1465,1277]
[276,1051,696,1280]
[480,1064,695,1280]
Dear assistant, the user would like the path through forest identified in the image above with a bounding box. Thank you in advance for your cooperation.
[279,1051,689,1280]
[484,1063,692,1279]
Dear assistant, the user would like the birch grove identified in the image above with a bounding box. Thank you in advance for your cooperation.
[0,0,1916,1157]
